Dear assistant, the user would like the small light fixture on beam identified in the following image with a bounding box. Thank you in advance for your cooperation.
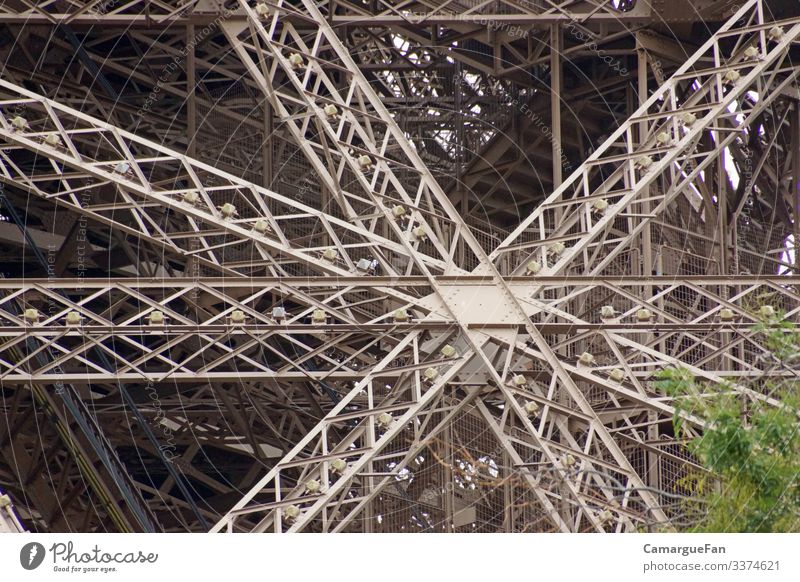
[182,191,200,205]
[311,309,327,324]
[255,2,270,18]
[331,458,347,474]
[600,305,616,320]
[376,412,393,429]
[440,344,457,358]
[65,311,82,326]
[322,248,338,262]
[219,202,237,219]
[358,154,373,170]
[768,26,784,42]
[524,401,540,417]
[655,131,671,146]
[758,305,776,319]
[392,308,409,323]
[635,155,653,170]
[592,198,609,215]
[253,219,270,235]
[391,204,407,220]
[724,69,741,84]
[525,259,542,275]
[23,308,39,324]
[422,367,439,384]
[512,374,527,387]
[284,505,301,522]
[10,116,28,131]
[323,103,339,119]
[44,134,62,147]
[146,310,166,326]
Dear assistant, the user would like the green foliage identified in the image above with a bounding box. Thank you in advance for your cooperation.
[654,314,800,532]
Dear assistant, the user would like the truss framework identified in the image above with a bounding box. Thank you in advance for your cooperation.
[0,0,797,533]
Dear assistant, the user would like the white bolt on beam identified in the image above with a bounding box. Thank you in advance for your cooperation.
[636,308,653,322]
[288,52,304,69]
[636,155,654,169]
[65,311,82,325]
[255,2,270,18]
[719,308,735,322]
[330,458,347,474]
[305,479,321,494]
[412,226,427,241]
[548,241,565,256]
[230,310,247,324]
[322,248,338,262]
[44,133,61,147]
[680,112,697,126]
[311,309,326,323]
[655,131,671,145]
[182,191,200,205]
[578,352,595,366]
[272,307,287,320]
[114,161,131,174]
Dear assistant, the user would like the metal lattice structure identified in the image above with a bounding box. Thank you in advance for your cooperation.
[0,0,798,533]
